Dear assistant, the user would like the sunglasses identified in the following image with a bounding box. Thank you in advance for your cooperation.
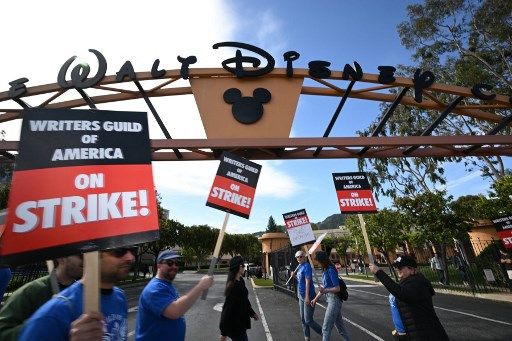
[107,247,137,258]
[296,255,303,259]
[161,259,179,267]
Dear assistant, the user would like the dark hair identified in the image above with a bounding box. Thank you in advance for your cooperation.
[224,265,240,296]
[317,258,334,272]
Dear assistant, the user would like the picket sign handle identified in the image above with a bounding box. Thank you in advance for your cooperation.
[285,264,299,286]
[304,245,320,286]
[83,251,100,312]
[357,214,375,265]
[201,212,230,300]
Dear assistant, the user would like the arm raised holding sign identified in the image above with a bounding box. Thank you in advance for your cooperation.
[135,250,213,340]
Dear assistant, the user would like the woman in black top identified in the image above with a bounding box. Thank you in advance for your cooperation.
[219,256,259,341]
[370,255,449,341]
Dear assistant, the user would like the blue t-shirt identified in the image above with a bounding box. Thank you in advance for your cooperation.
[322,265,339,289]
[135,277,186,341]
[19,281,127,341]
[296,262,316,299]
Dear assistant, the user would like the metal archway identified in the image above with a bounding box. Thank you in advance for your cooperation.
[0,67,511,162]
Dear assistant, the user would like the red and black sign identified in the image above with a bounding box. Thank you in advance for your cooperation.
[206,151,261,219]
[491,215,512,249]
[0,108,159,265]
[332,172,377,214]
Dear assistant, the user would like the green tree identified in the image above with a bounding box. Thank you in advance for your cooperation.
[345,210,408,280]
[266,215,279,232]
[360,0,512,197]
[395,0,511,180]
[0,183,9,209]
[394,191,471,284]
[180,224,217,270]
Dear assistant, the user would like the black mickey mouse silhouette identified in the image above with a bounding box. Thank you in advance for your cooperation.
[223,88,271,124]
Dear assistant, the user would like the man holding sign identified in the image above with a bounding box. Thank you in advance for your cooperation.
[19,246,135,340]
[135,249,213,341]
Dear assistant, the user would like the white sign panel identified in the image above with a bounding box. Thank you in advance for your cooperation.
[282,209,316,247]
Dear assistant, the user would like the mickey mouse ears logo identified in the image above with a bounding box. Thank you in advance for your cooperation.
[223,88,271,124]
[190,76,303,138]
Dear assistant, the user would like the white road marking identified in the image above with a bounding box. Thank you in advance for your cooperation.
[252,286,273,341]
[347,284,377,288]
[213,302,224,312]
[349,288,512,326]
[316,302,384,341]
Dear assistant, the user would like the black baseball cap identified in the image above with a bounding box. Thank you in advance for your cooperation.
[393,255,417,268]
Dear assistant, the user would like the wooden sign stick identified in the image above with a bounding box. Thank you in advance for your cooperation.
[304,245,320,286]
[201,212,230,300]
[358,213,375,264]
[83,251,100,312]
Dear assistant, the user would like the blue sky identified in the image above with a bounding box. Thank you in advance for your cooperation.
[1,1,509,234]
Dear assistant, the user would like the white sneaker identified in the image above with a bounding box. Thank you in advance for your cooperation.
[304,337,310,341]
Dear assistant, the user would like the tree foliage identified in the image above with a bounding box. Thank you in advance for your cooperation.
[359,0,512,197]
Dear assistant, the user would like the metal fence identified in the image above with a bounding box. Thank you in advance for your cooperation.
[270,244,299,297]
[270,238,512,297]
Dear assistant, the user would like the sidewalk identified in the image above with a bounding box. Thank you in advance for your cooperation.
[340,272,512,304]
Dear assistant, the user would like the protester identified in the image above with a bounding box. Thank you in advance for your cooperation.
[370,255,449,341]
[430,253,445,285]
[19,246,136,341]
[290,250,322,341]
[0,255,83,341]
[219,256,259,341]
[135,249,214,341]
[311,251,351,341]
[0,265,12,303]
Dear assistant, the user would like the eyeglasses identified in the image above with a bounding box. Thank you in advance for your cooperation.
[107,247,137,258]
[296,255,303,259]
[161,259,179,267]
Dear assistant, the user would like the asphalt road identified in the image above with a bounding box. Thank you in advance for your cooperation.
[122,272,512,341]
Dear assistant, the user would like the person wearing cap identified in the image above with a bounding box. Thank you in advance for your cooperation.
[0,254,83,341]
[135,249,214,341]
[290,250,322,341]
[311,251,351,341]
[19,246,136,341]
[369,255,449,341]
[219,256,259,341]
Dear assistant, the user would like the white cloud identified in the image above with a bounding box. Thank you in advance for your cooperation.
[442,170,482,191]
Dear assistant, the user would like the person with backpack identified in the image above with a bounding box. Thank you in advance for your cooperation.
[311,251,351,341]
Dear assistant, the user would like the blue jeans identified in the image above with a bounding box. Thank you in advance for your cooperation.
[0,267,12,301]
[298,297,322,338]
[322,293,350,341]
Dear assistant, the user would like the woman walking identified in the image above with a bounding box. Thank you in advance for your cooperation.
[290,250,323,341]
[219,256,259,341]
[311,251,351,341]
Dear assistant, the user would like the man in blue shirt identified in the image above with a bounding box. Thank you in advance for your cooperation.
[290,250,322,341]
[19,246,136,341]
[135,249,213,341]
